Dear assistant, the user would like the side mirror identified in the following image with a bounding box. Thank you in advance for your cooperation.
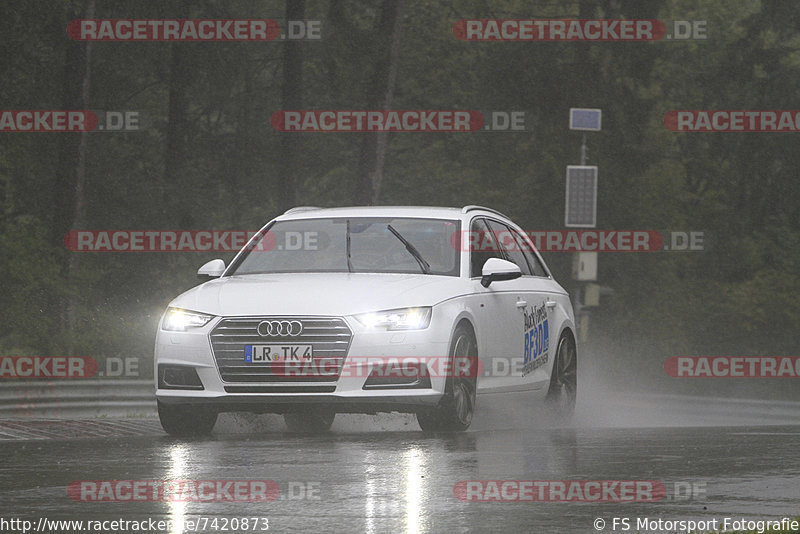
[197,259,226,280]
[480,257,521,288]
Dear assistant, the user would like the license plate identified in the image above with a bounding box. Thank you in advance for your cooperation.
[245,344,313,363]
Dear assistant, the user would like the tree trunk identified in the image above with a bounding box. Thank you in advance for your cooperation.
[277,0,306,212]
[53,0,94,347]
[52,2,92,250]
[371,0,404,204]
[163,3,190,225]
[353,0,403,205]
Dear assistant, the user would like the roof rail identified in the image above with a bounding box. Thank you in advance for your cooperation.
[283,206,322,215]
[461,205,511,219]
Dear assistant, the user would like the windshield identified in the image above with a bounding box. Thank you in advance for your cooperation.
[229,217,460,276]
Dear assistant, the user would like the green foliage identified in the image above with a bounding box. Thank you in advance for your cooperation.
[0,0,797,391]
[0,216,66,353]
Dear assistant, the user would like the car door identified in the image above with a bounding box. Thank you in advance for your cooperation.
[468,217,516,392]
[510,224,558,390]
[484,219,553,392]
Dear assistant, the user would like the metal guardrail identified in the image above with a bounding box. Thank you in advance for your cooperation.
[0,380,156,418]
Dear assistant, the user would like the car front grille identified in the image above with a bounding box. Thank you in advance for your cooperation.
[210,316,352,385]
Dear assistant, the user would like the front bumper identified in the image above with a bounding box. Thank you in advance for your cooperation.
[154,315,450,414]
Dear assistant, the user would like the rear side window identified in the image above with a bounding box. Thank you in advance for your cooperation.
[485,219,532,276]
[517,231,548,277]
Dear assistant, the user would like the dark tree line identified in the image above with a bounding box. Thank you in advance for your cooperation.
[0,0,797,394]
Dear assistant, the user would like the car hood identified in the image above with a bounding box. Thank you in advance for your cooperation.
[169,272,469,317]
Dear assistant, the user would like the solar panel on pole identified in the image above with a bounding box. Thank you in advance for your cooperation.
[569,108,602,131]
[564,165,598,228]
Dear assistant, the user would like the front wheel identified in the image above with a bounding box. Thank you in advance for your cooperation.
[417,324,478,432]
[546,332,577,422]
[158,401,217,437]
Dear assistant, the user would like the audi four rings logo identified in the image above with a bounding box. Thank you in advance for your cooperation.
[257,320,303,337]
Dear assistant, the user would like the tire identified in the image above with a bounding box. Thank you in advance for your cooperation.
[158,401,218,437]
[545,332,578,422]
[417,324,478,432]
[284,408,336,432]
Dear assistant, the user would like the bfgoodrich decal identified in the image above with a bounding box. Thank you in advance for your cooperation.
[522,302,549,376]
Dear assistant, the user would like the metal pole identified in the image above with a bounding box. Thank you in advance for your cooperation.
[580,133,587,165]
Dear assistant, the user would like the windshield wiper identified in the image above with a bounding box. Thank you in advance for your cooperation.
[386,224,431,274]
[346,219,354,272]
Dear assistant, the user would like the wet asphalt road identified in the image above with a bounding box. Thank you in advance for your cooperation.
[1,392,800,534]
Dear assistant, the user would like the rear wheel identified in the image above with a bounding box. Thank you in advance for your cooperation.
[417,324,477,432]
[546,332,577,422]
[284,408,336,432]
[158,401,217,437]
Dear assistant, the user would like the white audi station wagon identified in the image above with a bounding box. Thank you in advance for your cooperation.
[154,206,577,435]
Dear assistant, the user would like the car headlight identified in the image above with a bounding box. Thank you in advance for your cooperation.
[354,307,432,330]
[162,307,214,331]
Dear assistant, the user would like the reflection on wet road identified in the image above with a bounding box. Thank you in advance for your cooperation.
[1,395,799,533]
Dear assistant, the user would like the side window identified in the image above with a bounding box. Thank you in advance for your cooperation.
[515,230,548,277]
[485,220,532,276]
[469,218,505,277]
